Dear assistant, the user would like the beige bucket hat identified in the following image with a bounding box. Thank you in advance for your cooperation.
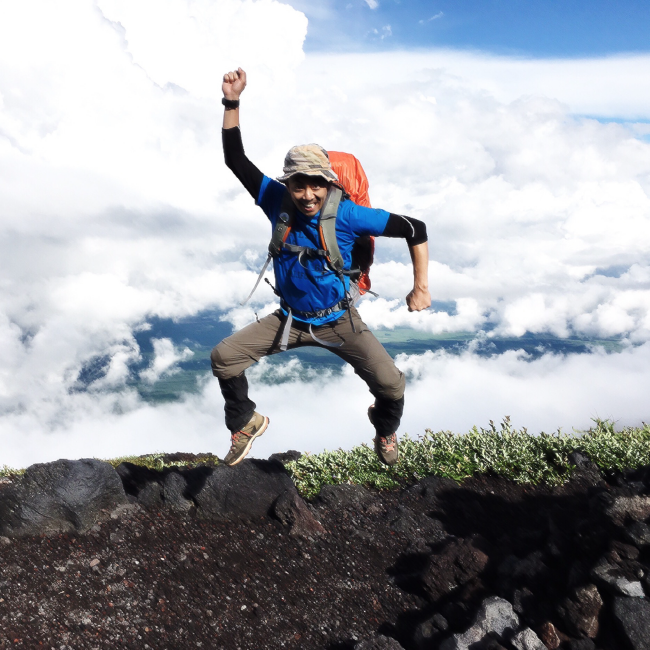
[276,143,339,184]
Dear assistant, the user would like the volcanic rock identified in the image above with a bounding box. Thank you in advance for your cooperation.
[268,450,302,464]
[557,584,603,638]
[115,461,160,503]
[385,504,447,543]
[624,520,650,547]
[413,612,449,648]
[612,597,650,650]
[604,494,650,525]
[498,550,548,590]
[512,587,534,615]
[0,458,127,537]
[315,483,380,512]
[136,479,164,508]
[483,641,508,650]
[537,621,562,649]
[407,475,460,503]
[567,452,605,488]
[192,459,296,521]
[355,634,405,649]
[566,640,596,650]
[439,596,519,650]
[421,536,489,601]
[162,471,193,513]
[272,489,326,539]
[511,627,547,650]
[591,560,645,597]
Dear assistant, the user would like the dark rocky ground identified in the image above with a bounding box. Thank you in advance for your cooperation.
[0,452,649,649]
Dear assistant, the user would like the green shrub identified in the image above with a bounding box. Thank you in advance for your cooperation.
[104,453,218,472]
[0,465,24,479]
[286,418,650,498]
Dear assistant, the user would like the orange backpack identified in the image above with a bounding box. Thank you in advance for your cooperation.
[328,151,375,295]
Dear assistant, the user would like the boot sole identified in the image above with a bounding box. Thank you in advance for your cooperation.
[225,417,270,467]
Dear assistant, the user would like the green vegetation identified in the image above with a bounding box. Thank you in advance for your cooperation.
[285,418,650,498]
[103,453,219,472]
[0,453,219,480]
[2,420,649,500]
[0,465,25,479]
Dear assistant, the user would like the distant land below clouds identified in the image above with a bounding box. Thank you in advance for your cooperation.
[97,308,627,405]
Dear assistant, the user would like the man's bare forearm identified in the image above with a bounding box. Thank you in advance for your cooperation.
[410,241,429,290]
[406,241,431,311]
[223,106,240,129]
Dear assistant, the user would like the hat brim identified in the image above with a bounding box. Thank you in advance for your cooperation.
[276,168,339,184]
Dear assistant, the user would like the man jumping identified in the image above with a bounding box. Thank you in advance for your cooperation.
[212,68,431,467]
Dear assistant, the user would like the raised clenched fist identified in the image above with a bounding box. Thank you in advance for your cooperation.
[222,68,247,100]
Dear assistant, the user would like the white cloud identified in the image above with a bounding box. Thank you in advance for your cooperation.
[364,0,379,9]
[420,12,444,25]
[393,343,650,437]
[140,338,193,384]
[307,50,650,119]
[1,344,649,468]
[0,1,649,465]
[358,296,484,333]
[369,25,392,40]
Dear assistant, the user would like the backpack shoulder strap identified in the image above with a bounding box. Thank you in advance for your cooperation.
[269,190,295,257]
[318,185,344,273]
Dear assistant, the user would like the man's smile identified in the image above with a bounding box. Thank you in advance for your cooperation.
[287,174,329,216]
[299,199,320,214]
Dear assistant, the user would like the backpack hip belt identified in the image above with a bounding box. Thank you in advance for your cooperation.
[278,298,351,352]
[280,297,348,321]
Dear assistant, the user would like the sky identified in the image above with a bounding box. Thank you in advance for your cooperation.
[286,0,650,56]
[0,0,649,467]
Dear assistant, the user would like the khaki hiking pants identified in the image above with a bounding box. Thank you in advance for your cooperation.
[211,306,405,436]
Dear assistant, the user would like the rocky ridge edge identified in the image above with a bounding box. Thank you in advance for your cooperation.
[0,452,649,649]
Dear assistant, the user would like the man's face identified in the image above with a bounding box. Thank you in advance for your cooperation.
[287,175,329,217]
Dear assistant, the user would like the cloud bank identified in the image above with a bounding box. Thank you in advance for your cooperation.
[2,343,649,468]
[0,0,648,464]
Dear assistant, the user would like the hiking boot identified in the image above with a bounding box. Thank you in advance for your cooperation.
[368,404,399,466]
[223,412,269,466]
[374,432,399,466]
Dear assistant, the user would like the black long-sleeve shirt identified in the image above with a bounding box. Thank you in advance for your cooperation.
[223,126,427,246]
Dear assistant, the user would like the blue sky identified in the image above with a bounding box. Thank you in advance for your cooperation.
[284,0,650,56]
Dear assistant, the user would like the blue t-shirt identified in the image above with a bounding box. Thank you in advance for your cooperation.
[256,176,390,325]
